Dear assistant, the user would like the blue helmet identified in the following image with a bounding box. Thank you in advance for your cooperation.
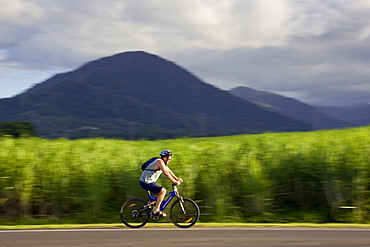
[160,149,172,157]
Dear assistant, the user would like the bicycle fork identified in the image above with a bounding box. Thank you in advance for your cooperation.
[173,185,187,215]
[178,196,187,214]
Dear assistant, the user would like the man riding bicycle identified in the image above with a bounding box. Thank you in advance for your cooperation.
[139,150,183,217]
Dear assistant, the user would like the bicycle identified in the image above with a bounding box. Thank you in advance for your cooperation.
[120,183,200,228]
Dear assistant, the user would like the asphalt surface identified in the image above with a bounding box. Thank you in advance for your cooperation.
[0,227,370,247]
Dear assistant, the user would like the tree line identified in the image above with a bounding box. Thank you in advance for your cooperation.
[0,122,36,138]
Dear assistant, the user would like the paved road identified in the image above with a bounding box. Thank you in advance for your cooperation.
[1,227,370,247]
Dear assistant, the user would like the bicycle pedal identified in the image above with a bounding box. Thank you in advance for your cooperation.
[150,212,159,220]
[151,215,159,220]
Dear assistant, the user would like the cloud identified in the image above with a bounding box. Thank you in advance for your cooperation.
[1,0,370,105]
[1,0,297,66]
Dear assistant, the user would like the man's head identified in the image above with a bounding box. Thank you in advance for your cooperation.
[160,149,172,164]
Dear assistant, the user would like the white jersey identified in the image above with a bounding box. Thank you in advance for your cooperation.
[139,158,163,183]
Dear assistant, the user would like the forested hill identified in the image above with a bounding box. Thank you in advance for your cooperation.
[230,86,351,130]
[0,51,311,139]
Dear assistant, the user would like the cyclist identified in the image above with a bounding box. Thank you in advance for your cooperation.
[139,150,183,217]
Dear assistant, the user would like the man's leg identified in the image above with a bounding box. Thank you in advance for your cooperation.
[153,187,166,214]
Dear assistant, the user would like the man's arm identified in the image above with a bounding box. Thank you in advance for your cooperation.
[163,168,180,184]
[168,168,183,183]
[156,160,180,184]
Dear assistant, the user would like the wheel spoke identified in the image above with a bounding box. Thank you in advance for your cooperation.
[170,198,200,228]
[120,198,150,228]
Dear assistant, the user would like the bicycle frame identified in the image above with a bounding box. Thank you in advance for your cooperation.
[120,183,199,228]
[147,184,181,212]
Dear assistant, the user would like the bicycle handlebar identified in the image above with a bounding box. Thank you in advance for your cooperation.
[172,181,181,186]
[172,182,181,192]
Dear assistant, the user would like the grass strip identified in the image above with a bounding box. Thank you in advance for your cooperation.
[1,223,370,230]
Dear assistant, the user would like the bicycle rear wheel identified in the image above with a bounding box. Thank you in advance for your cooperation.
[170,198,200,228]
[120,198,150,228]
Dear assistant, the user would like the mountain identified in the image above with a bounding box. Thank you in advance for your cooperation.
[318,104,370,127]
[0,51,312,139]
[229,86,351,130]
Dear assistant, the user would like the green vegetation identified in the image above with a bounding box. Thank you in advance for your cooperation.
[1,223,370,229]
[0,126,369,224]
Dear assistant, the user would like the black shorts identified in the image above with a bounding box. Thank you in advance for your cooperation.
[139,181,163,194]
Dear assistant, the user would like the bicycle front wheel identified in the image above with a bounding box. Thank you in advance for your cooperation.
[120,198,150,228]
[170,198,200,228]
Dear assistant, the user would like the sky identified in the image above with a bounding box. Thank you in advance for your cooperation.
[1,0,370,106]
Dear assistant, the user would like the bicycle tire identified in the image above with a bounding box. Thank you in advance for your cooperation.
[120,198,150,228]
[169,198,200,228]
